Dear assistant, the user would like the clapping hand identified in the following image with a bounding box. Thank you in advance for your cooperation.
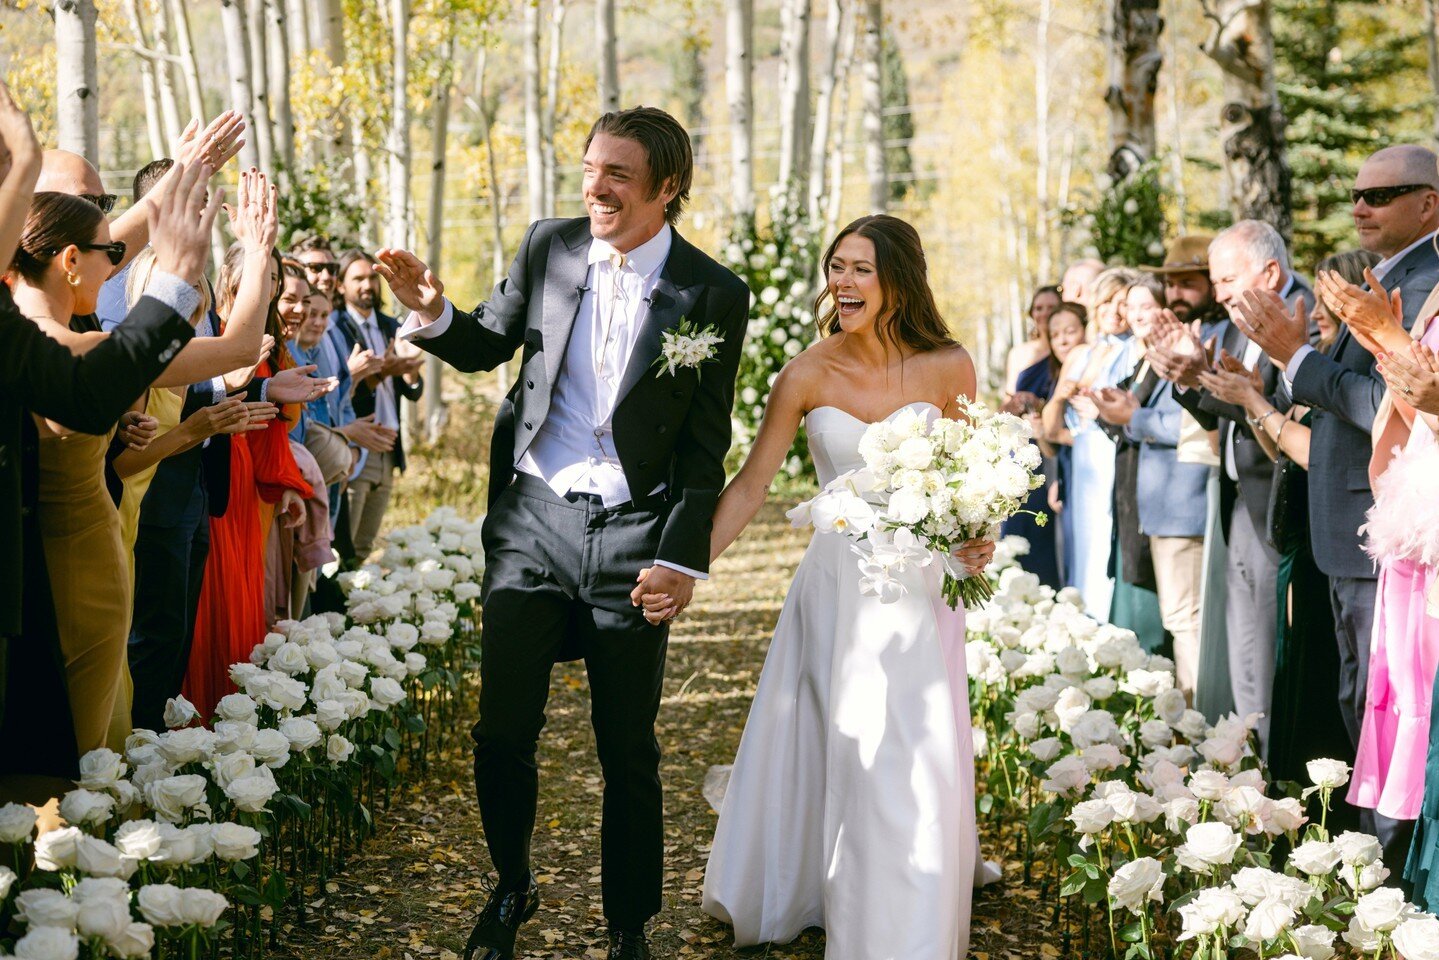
[1378,341,1439,415]
[119,411,159,452]
[1148,313,1213,388]
[951,538,996,578]
[146,160,222,285]
[348,343,385,382]
[1317,268,1406,357]
[193,396,257,436]
[1090,386,1139,426]
[374,249,446,324]
[1196,349,1264,406]
[1232,290,1307,368]
[223,168,278,254]
[1069,389,1100,422]
[339,415,397,453]
[266,364,339,404]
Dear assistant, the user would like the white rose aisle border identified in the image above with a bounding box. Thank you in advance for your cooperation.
[968,547,1439,960]
[0,508,486,960]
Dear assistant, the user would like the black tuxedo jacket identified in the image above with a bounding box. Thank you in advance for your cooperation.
[331,307,423,471]
[1292,238,1439,578]
[415,217,749,575]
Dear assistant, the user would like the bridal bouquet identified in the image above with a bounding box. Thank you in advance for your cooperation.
[788,398,1045,608]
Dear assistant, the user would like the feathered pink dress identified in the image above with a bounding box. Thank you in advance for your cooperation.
[1348,318,1439,822]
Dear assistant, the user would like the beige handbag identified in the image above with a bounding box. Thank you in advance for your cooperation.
[303,421,354,487]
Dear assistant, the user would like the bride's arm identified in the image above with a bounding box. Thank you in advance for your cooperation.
[708,362,810,564]
[938,344,978,418]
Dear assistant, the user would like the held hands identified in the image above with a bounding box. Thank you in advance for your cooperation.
[146,160,222,285]
[1378,341,1439,415]
[266,364,339,405]
[339,415,397,453]
[633,566,698,625]
[118,411,159,452]
[222,168,278,254]
[373,249,445,323]
[951,538,997,578]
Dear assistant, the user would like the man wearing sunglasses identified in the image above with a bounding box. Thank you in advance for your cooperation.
[1235,143,1439,871]
[292,234,342,308]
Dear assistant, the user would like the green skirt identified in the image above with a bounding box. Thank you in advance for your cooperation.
[1109,538,1167,654]
[1406,667,1439,910]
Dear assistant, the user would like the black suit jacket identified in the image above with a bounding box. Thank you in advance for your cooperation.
[0,285,194,635]
[331,307,423,471]
[414,217,749,575]
[1292,238,1439,578]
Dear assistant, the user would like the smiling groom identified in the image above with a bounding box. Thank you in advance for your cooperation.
[375,107,749,960]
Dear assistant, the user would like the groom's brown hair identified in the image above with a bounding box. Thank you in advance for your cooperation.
[585,106,694,225]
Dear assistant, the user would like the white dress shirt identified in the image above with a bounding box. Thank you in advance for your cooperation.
[349,307,400,431]
[1225,275,1294,481]
[401,224,706,580]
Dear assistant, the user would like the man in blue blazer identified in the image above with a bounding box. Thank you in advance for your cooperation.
[1237,144,1439,872]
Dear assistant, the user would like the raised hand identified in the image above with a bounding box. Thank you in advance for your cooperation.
[0,79,40,185]
[374,248,446,323]
[1316,267,1405,349]
[266,364,338,405]
[1378,341,1439,415]
[1232,289,1307,368]
[223,168,278,254]
[174,110,247,173]
[146,160,222,284]
[348,343,384,381]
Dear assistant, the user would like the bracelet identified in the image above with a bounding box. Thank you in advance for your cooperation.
[1276,418,1289,447]
[1248,409,1279,429]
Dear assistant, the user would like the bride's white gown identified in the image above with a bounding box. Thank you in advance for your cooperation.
[702,402,976,960]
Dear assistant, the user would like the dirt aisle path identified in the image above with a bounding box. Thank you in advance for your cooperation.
[273,504,1044,960]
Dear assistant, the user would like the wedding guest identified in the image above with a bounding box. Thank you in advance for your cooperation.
[331,250,422,562]
[1003,284,1061,395]
[95,158,173,329]
[1001,302,1086,588]
[291,233,341,308]
[1142,235,1222,326]
[0,86,199,805]
[1042,267,1139,619]
[1060,258,1105,312]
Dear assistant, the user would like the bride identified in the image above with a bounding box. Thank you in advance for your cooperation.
[645,215,992,959]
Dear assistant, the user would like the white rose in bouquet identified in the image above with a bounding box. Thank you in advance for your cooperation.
[268,641,311,676]
[229,662,262,688]
[314,698,348,731]
[1351,859,1391,892]
[1334,831,1383,867]
[76,748,126,790]
[1164,797,1201,833]
[337,659,370,685]
[304,640,341,671]
[1289,923,1337,960]
[208,750,257,790]
[107,923,155,960]
[1054,687,1091,730]
[151,823,197,867]
[113,819,163,861]
[1108,791,1163,825]
[1393,916,1439,960]
[1139,719,1174,749]
[33,825,83,871]
[158,727,215,766]
[16,888,79,927]
[162,695,198,729]
[1175,822,1242,873]
[137,884,185,927]
[1265,797,1307,835]
[1352,887,1413,933]
[1344,915,1385,952]
[387,623,420,652]
[1306,758,1351,791]
[0,801,38,842]
[309,666,347,702]
[1009,711,1041,739]
[1029,738,1063,762]
[1054,646,1090,677]
[58,788,114,827]
[1198,734,1246,769]
[211,822,261,862]
[1231,868,1315,909]
[75,892,131,942]
[1069,711,1122,750]
[1067,798,1115,835]
[1188,770,1230,802]
[1176,709,1209,739]
[1177,887,1245,940]
[405,653,427,676]
[279,717,323,752]
[1153,688,1187,726]
[13,927,80,960]
[1221,785,1273,834]
[1080,744,1127,773]
[1081,676,1119,701]
[1108,857,1164,913]
[1039,756,1090,797]
[370,676,407,707]
[1119,669,1173,699]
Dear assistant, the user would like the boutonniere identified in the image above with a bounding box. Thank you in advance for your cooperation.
[654,318,724,377]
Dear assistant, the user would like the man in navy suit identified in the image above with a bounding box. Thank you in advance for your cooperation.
[329,250,424,561]
[1238,144,1439,873]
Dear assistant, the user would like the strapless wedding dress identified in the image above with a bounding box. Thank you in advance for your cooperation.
[701,402,976,960]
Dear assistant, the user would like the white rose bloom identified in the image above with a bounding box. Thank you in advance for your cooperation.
[1288,923,1337,960]
[1153,688,1187,726]
[1107,856,1164,914]
[75,893,132,942]
[1054,646,1090,676]
[1266,797,1307,835]
[143,774,207,823]
[1333,831,1383,867]
[224,771,279,813]
[370,676,407,707]
[1393,916,1439,960]
[1175,822,1242,872]
[33,825,83,871]
[1231,867,1314,910]
[1343,915,1384,952]
[1176,709,1210,739]
[1306,758,1351,790]
[13,927,80,960]
[107,923,155,960]
[1243,897,1297,943]
[16,888,79,928]
[211,822,261,862]
[157,727,215,766]
[405,653,427,676]
[1080,743,1127,773]
[211,720,258,755]
[1109,791,1163,825]
[1053,687,1092,730]
[1039,756,1090,797]
[1177,887,1246,940]
[1120,669,1173,699]
[386,623,420,652]
[162,695,198,729]
[1352,887,1413,932]
[327,734,355,764]
[1069,711,1122,750]
[1067,798,1115,835]
[1188,770,1230,802]
[0,801,38,843]
[0,864,14,900]
[1352,858,1391,892]
[1139,719,1174,749]
[314,699,348,731]
[279,717,323,752]
[214,694,259,724]
[1081,676,1119,701]
[137,884,185,927]
[113,819,164,860]
[75,836,135,879]
[178,888,229,927]
[76,748,126,790]
[208,751,257,790]
[1029,738,1063,762]
[251,729,292,768]
[1009,711,1041,739]
[1288,840,1340,876]
[1164,797,1201,833]
[58,788,114,827]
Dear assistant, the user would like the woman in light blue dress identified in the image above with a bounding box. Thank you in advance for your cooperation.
[1041,268,1140,619]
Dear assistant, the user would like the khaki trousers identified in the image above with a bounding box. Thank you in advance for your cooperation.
[1150,534,1205,696]
[348,450,395,562]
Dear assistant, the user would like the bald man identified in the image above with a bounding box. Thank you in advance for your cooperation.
[1243,143,1439,874]
[37,149,151,274]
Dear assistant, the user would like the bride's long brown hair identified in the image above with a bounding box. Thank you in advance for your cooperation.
[814,215,957,354]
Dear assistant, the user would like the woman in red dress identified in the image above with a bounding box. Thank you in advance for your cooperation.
[185,247,312,719]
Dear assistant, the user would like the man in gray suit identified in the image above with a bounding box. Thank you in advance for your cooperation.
[1152,222,1312,751]
[1236,144,1439,872]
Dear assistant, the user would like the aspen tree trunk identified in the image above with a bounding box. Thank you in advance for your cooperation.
[219,0,262,171]
[476,44,511,398]
[55,0,100,164]
[267,0,295,175]
[385,0,411,250]
[523,0,545,223]
[860,0,885,215]
[824,8,858,239]
[1106,0,1164,182]
[597,0,620,112]
[777,0,812,199]
[152,0,183,144]
[1035,0,1053,284]
[1427,0,1439,147]
[421,31,456,443]
[1200,0,1290,237]
[543,0,568,219]
[725,0,755,225]
[123,0,167,159]
[808,0,847,224]
[167,0,206,121]
[246,0,276,171]
[286,0,311,66]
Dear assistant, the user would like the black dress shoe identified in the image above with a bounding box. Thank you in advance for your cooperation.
[608,928,651,960]
[462,875,540,960]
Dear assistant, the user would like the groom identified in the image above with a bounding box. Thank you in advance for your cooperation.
[377,106,749,960]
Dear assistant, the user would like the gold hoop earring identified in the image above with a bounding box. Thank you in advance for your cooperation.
[66,271,81,288]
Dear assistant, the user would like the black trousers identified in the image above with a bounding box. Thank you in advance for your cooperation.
[476,474,670,931]
[128,507,210,732]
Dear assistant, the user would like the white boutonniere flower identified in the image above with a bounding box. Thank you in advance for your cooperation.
[654,318,724,377]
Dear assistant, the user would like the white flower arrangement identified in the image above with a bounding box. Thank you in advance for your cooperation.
[653,318,724,377]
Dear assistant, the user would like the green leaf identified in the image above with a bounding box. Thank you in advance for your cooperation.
[1059,870,1089,897]
[1081,876,1108,905]
[1118,921,1143,943]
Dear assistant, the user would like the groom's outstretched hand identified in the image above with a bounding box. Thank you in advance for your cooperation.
[632,566,696,625]
[374,248,446,324]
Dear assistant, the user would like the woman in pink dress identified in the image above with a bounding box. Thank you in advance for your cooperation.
[1345,285,1439,860]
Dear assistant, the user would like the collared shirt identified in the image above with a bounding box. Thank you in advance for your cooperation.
[1373,230,1439,283]
[348,306,400,431]
[1220,275,1294,481]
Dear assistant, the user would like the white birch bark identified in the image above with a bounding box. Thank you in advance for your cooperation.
[267,0,295,174]
[724,0,755,223]
[152,0,183,144]
[385,0,412,250]
[219,0,262,171]
[1034,0,1052,284]
[823,8,858,239]
[1428,0,1439,147]
[123,0,167,159]
[246,0,275,172]
[596,0,619,112]
[167,0,207,122]
[523,0,545,223]
[476,44,511,397]
[543,0,568,218]
[860,0,885,214]
[808,0,846,224]
[421,31,456,442]
[777,0,812,198]
[285,0,311,65]
[55,0,100,163]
